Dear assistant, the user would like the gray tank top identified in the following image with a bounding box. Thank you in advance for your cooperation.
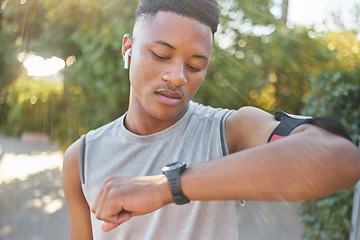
[80,101,242,240]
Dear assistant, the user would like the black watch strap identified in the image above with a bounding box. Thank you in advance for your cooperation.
[162,162,190,205]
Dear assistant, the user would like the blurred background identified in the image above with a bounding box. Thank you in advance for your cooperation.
[0,0,359,239]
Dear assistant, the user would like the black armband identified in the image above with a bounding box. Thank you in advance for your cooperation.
[267,110,353,143]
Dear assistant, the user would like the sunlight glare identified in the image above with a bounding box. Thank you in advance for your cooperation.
[21,53,65,77]
[43,198,64,214]
[30,95,37,104]
[0,225,11,236]
[0,151,63,184]
[66,55,76,66]
[1,2,7,11]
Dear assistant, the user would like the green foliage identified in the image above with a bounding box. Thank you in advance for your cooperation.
[59,0,137,133]
[1,0,137,146]
[298,67,360,239]
[1,0,359,151]
[0,28,19,89]
[298,189,354,240]
[0,77,66,138]
[301,67,360,144]
[0,0,22,89]
[196,0,340,113]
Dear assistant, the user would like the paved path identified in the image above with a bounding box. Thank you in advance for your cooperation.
[0,134,303,240]
[237,201,303,239]
[0,134,70,240]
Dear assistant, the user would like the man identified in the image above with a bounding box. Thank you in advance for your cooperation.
[62,0,360,239]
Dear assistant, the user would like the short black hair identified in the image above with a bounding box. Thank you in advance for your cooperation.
[135,0,220,34]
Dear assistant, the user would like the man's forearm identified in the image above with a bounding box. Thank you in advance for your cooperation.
[181,126,360,201]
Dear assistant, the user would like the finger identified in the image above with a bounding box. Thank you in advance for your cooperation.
[115,211,132,224]
[100,212,132,232]
[100,193,122,222]
[101,221,120,232]
[93,183,112,220]
[97,189,113,221]
[91,186,104,214]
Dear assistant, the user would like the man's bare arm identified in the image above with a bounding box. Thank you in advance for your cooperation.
[181,123,360,201]
[63,139,93,240]
[187,106,360,201]
[91,106,360,230]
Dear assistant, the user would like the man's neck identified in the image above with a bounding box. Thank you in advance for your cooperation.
[125,102,189,136]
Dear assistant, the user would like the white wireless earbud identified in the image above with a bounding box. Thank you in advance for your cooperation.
[124,49,132,69]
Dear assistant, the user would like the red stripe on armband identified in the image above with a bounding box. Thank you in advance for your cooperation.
[270,134,285,142]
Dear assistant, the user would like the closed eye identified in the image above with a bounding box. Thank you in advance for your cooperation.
[152,51,168,60]
[187,64,202,72]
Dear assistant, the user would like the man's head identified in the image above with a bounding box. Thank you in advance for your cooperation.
[122,1,218,129]
[135,0,220,35]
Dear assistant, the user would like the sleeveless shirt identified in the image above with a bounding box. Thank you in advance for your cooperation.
[81,101,242,240]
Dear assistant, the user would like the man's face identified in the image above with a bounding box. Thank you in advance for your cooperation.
[126,11,213,122]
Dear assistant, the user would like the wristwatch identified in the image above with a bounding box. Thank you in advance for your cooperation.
[161,162,190,205]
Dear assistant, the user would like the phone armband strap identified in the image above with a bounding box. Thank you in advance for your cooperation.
[267,110,353,143]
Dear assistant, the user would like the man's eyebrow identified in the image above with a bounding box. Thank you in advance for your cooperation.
[153,40,209,61]
[193,54,208,61]
[153,40,176,50]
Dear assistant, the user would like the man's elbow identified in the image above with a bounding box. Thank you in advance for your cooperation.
[328,135,360,187]
[303,125,360,190]
[344,143,360,185]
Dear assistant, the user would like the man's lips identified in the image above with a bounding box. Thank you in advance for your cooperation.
[156,89,183,99]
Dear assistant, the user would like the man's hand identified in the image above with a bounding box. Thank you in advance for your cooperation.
[91,175,173,232]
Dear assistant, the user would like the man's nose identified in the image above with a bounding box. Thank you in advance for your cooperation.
[162,62,187,87]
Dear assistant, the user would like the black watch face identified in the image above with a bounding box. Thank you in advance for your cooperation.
[162,162,186,172]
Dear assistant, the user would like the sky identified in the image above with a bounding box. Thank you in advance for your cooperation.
[287,0,360,31]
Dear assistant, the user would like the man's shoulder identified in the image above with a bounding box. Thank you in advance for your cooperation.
[225,106,278,152]
[189,101,233,121]
[86,114,125,142]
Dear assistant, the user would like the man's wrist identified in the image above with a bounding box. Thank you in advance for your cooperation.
[162,162,190,205]
[159,174,174,205]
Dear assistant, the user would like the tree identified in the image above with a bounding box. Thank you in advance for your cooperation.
[281,0,288,25]
[197,0,339,113]
[0,0,358,148]
[299,67,360,240]
[0,0,138,146]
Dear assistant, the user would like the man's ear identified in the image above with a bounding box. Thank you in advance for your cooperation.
[122,34,133,59]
